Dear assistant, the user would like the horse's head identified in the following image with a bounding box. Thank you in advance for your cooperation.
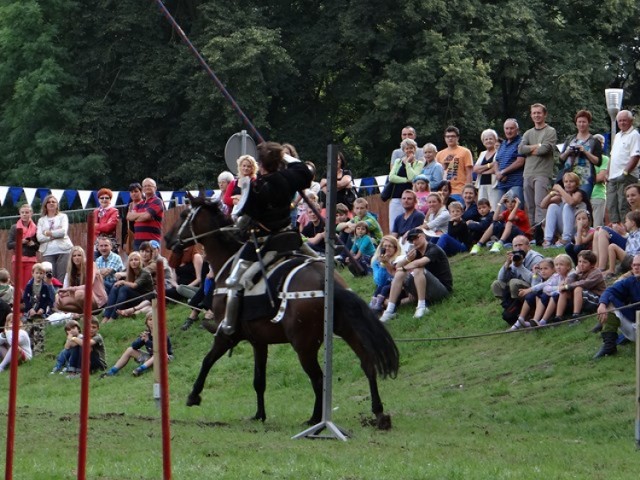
[164,192,232,252]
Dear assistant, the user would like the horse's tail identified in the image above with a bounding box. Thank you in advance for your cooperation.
[333,287,399,379]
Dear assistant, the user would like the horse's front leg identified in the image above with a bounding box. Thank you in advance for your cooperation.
[252,343,268,421]
[187,335,236,407]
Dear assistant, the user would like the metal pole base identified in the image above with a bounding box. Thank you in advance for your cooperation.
[292,421,348,441]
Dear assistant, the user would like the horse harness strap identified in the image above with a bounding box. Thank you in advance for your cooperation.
[272,258,324,323]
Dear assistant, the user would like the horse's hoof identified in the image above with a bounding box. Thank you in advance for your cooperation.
[376,413,392,430]
[252,413,266,422]
[186,394,201,407]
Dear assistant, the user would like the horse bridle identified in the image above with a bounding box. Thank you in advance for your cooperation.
[176,206,237,246]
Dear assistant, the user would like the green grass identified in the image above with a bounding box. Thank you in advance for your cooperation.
[2,249,640,479]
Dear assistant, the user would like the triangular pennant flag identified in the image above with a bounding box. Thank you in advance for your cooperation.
[91,191,99,206]
[50,189,65,204]
[211,189,220,200]
[111,191,121,207]
[205,190,213,198]
[188,190,200,199]
[37,188,50,203]
[23,188,37,206]
[353,178,362,188]
[9,187,23,205]
[375,175,388,187]
[119,191,131,205]
[78,190,93,209]
[64,190,77,208]
[0,186,9,206]
[173,191,186,205]
[159,190,174,209]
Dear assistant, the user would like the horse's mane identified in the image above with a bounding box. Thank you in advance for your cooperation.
[189,196,234,226]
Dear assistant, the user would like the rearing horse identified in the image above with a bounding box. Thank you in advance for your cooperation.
[165,193,399,429]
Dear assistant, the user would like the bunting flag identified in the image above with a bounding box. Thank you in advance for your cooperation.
[111,191,121,207]
[375,175,388,188]
[119,191,131,206]
[173,191,186,205]
[64,190,78,208]
[37,188,50,202]
[77,190,93,209]
[159,190,174,209]
[353,178,362,188]
[0,186,9,206]
[50,189,65,204]
[188,190,200,199]
[23,188,37,206]
[9,187,23,205]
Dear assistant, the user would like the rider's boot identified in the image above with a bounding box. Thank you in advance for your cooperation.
[218,290,240,336]
[226,259,251,287]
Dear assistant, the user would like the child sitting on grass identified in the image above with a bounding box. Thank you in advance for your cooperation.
[0,314,33,372]
[370,235,401,312]
[0,268,14,327]
[508,258,554,330]
[436,201,472,256]
[466,198,493,246]
[100,313,173,378]
[22,263,55,320]
[50,320,82,374]
[602,210,640,279]
[66,317,107,378]
[346,221,376,277]
[564,209,595,265]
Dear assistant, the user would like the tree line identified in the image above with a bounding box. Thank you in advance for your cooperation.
[0,0,638,194]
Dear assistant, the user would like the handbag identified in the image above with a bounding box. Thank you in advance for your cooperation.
[380,182,395,202]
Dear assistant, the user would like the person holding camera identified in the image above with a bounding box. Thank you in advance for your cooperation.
[557,110,602,200]
[491,235,544,301]
[7,204,39,291]
[379,228,452,322]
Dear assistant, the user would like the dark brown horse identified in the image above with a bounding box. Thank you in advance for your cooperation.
[165,194,399,428]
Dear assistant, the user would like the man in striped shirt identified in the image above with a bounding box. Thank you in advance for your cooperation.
[127,178,164,251]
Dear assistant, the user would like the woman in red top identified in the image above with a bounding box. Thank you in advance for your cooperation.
[7,204,39,290]
[94,188,119,254]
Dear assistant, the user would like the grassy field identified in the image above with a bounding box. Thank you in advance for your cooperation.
[1,249,640,479]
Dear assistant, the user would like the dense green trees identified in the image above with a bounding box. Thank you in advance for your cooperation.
[0,0,638,190]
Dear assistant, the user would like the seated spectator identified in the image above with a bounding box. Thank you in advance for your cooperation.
[293,161,321,228]
[380,228,453,321]
[55,246,107,314]
[22,263,55,320]
[437,201,472,256]
[467,198,494,247]
[345,222,376,277]
[412,174,430,214]
[165,245,204,301]
[301,204,326,254]
[179,262,215,331]
[541,172,588,247]
[369,236,401,312]
[554,250,606,324]
[42,261,63,292]
[0,269,14,328]
[421,143,444,191]
[297,192,319,232]
[336,197,383,247]
[490,235,544,301]
[437,181,454,208]
[101,252,153,324]
[65,317,107,378]
[140,240,174,290]
[565,209,594,265]
[601,210,640,279]
[101,313,173,378]
[95,237,125,294]
[532,254,574,325]
[508,258,555,329]
[391,190,426,250]
[334,203,352,253]
[422,193,450,240]
[460,184,479,222]
[94,188,120,254]
[0,315,32,373]
[471,191,531,254]
[594,254,640,359]
[319,152,356,211]
[50,319,82,374]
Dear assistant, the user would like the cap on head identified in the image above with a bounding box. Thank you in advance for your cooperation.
[406,228,425,241]
[412,174,429,184]
[149,240,161,250]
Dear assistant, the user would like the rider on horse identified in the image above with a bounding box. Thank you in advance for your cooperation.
[218,141,314,335]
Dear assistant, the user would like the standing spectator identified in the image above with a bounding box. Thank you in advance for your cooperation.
[518,103,558,225]
[36,194,73,283]
[494,118,525,205]
[386,138,425,228]
[93,188,120,254]
[95,237,125,294]
[557,110,602,199]
[319,152,356,211]
[224,155,259,211]
[605,110,640,227]
[591,134,609,227]
[593,254,640,358]
[390,126,424,168]
[435,126,474,199]
[213,171,235,216]
[421,143,444,191]
[380,228,453,321]
[127,178,164,251]
[123,182,143,254]
[412,174,431,214]
[7,204,39,291]
[391,190,426,249]
[473,129,500,208]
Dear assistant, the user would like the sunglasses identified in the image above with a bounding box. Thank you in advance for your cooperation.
[99,196,111,200]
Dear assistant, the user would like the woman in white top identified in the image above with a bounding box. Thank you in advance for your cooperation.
[422,192,450,239]
[473,129,500,209]
[0,315,32,372]
[37,194,73,283]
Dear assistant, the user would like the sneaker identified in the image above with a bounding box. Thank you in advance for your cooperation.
[50,368,60,375]
[379,310,396,323]
[132,367,144,377]
[489,242,503,253]
[470,244,481,256]
[414,306,429,318]
[181,317,196,331]
[507,323,521,332]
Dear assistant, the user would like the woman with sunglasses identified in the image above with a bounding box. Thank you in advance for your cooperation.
[36,194,73,282]
[93,188,120,255]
